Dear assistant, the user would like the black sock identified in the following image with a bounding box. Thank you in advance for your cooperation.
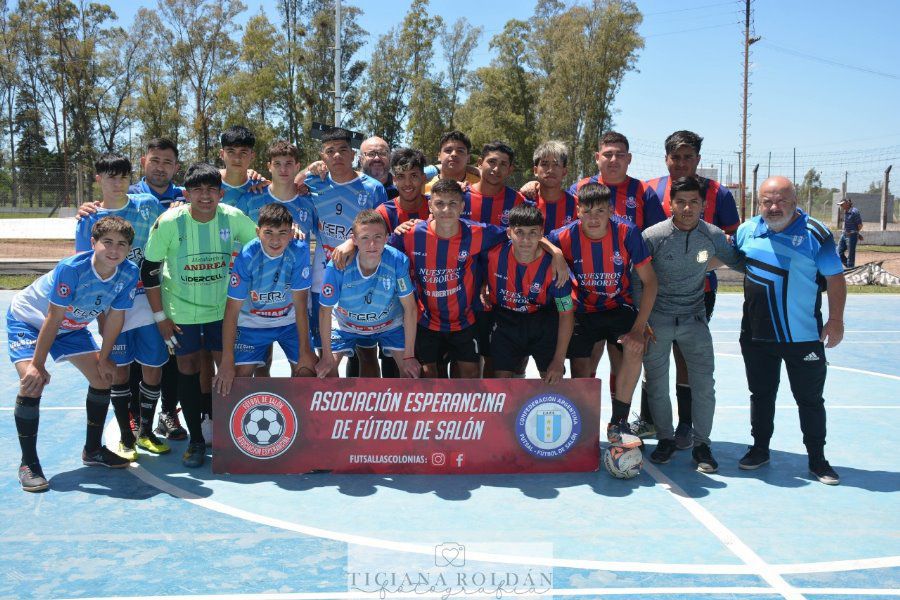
[15,395,41,466]
[676,384,692,426]
[138,382,161,437]
[85,386,111,451]
[178,372,203,444]
[128,362,142,426]
[160,358,179,414]
[200,392,213,420]
[639,386,653,424]
[111,383,135,446]
[611,399,630,423]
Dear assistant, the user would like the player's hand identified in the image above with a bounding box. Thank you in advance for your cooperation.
[292,172,311,196]
[292,223,306,241]
[519,180,540,200]
[821,319,844,348]
[617,327,646,355]
[97,357,117,385]
[295,350,318,377]
[20,362,50,395]
[393,219,421,236]
[156,319,182,352]
[550,253,569,288]
[401,356,421,378]
[213,361,235,396]
[331,239,356,269]
[644,323,657,350]
[247,169,270,194]
[543,359,565,384]
[479,283,491,309]
[315,353,334,378]
[75,200,101,221]
[170,200,186,209]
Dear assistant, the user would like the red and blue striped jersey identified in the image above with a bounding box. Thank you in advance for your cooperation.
[547,218,651,312]
[391,219,507,331]
[568,175,666,231]
[646,175,740,233]
[536,190,579,235]
[376,195,430,232]
[484,241,574,314]
[647,175,741,292]
[462,185,530,226]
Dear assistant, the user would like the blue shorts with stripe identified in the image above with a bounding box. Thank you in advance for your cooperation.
[234,324,300,365]
[110,323,168,367]
[6,309,98,364]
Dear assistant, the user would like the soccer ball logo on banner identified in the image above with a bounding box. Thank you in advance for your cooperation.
[229,392,298,459]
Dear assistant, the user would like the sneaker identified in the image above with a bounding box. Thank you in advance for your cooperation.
[155,410,187,441]
[629,414,657,439]
[82,446,131,468]
[692,443,718,473]
[201,417,213,447]
[182,442,206,468]
[738,446,770,470]
[809,460,840,485]
[116,441,138,462]
[650,439,678,464]
[606,421,642,449]
[18,463,49,493]
[137,432,171,455]
[674,422,693,450]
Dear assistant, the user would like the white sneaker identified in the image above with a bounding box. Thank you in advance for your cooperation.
[201,417,213,447]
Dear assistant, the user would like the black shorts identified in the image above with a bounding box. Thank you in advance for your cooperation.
[415,324,479,365]
[491,308,560,372]
[473,311,495,357]
[567,307,636,359]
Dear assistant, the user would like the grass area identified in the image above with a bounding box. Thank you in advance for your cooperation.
[858,245,900,253]
[717,284,898,294]
[0,274,40,289]
[0,212,53,219]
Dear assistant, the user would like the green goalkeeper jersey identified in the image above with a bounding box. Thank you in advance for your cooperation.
[144,203,257,324]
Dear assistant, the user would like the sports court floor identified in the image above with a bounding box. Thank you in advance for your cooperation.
[1,290,897,599]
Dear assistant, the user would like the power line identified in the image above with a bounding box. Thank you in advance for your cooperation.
[643,20,741,38]
[759,41,900,81]
[642,1,739,17]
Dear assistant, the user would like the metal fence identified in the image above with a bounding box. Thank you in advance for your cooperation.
[0,166,90,214]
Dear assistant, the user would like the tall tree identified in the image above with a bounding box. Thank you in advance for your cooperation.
[95,21,143,153]
[439,17,481,129]
[399,0,444,153]
[356,26,409,147]
[0,0,19,205]
[157,0,246,160]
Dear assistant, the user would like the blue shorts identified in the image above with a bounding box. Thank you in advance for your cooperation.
[328,327,405,357]
[6,310,98,364]
[110,324,169,367]
[234,324,299,365]
[308,292,322,349]
[173,321,223,356]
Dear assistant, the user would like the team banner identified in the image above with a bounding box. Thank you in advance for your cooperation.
[213,378,601,475]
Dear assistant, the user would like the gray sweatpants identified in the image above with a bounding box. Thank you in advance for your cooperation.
[643,310,716,446]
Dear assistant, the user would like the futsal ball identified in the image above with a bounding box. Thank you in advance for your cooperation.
[603,445,643,479]
[243,407,284,445]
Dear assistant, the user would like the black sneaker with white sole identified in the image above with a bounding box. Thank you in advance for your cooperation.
[82,446,131,468]
[692,443,718,473]
[650,439,677,464]
[18,463,49,492]
[739,446,770,470]
[809,460,840,485]
[155,410,187,440]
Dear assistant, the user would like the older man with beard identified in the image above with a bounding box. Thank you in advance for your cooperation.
[734,176,846,485]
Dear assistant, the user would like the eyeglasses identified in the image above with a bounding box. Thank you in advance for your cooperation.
[760,198,792,208]
[362,151,389,159]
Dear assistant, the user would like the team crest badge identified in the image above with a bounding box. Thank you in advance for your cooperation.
[114,281,125,294]
[220,228,231,242]
[626,196,637,209]
[530,282,542,294]
[696,250,709,263]
[230,273,241,288]
[229,392,298,459]
[381,276,391,291]
[298,209,308,223]
[57,283,71,298]
[612,251,624,266]
[564,216,573,224]
[458,250,469,261]
[357,192,369,207]
[792,235,804,247]
[301,267,310,280]
[139,205,151,221]
[500,209,511,225]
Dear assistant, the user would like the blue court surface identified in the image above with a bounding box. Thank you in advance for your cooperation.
[1,290,898,600]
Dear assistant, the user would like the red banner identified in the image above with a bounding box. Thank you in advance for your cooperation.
[213,378,601,475]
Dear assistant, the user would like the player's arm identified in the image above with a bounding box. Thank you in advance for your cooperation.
[619,261,658,354]
[398,292,420,378]
[330,238,358,269]
[713,230,746,273]
[537,237,569,288]
[97,308,125,385]
[315,304,336,378]
[19,304,65,396]
[292,289,317,376]
[822,273,846,348]
[546,306,575,385]
[214,297,243,396]
[519,180,540,200]
[141,259,181,350]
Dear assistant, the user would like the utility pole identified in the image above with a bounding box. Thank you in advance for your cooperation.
[792,147,796,185]
[334,0,342,126]
[740,0,761,222]
[752,163,760,216]
[767,151,771,178]
[881,165,892,231]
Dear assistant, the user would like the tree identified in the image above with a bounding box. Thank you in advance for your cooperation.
[400,0,444,153]
[439,17,482,129]
[356,26,409,147]
[0,0,19,205]
[95,21,144,153]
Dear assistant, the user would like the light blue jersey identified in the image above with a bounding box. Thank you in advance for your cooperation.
[75,194,163,331]
[228,238,312,328]
[221,179,254,207]
[234,187,314,236]
[10,252,138,334]
[305,172,388,292]
[319,245,413,335]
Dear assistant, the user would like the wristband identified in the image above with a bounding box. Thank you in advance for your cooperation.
[153,311,167,323]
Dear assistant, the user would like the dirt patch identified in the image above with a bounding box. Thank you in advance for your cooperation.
[0,239,73,260]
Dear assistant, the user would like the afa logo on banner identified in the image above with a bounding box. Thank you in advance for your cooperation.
[516,394,582,458]
[229,392,299,459]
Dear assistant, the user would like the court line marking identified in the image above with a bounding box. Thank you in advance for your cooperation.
[716,352,900,382]
[58,585,900,599]
[641,461,802,600]
[104,421,900,577]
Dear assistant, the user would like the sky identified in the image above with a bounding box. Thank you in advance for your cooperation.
[110,0,899,190]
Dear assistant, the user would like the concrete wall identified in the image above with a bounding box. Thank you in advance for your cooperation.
[832,192,895,227]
